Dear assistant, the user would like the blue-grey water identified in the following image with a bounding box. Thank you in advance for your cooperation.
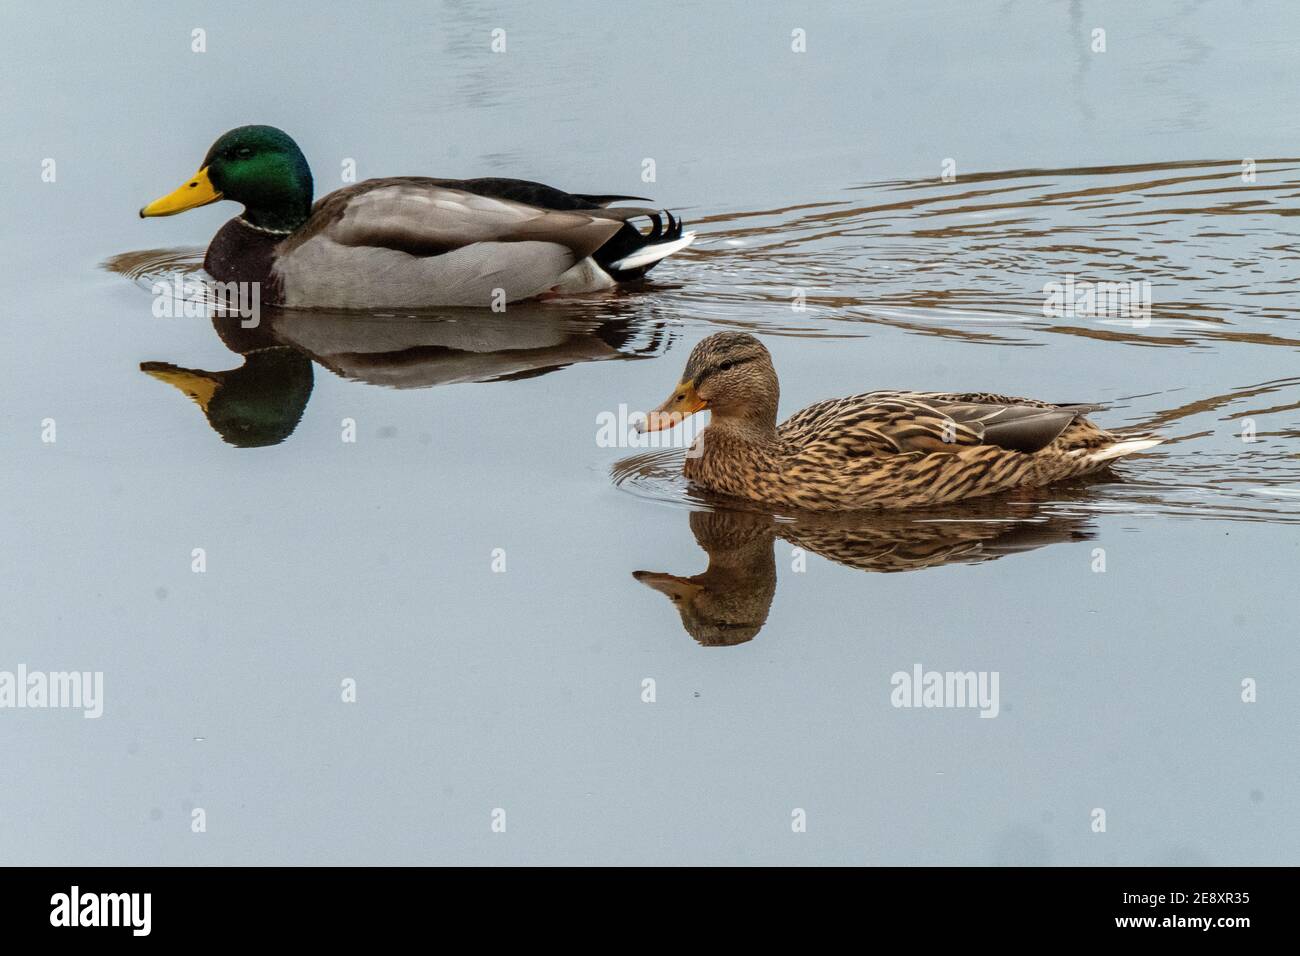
[2,0,1297,864]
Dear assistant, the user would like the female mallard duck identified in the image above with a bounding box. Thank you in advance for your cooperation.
[139,125,694,308]
[640,332,1163,511]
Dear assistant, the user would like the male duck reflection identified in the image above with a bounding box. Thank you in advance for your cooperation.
[142,347,313,448]
[139,125,693,308]
[138,306,668,447]
[639,332,1163,510]
[635,502,1095,646]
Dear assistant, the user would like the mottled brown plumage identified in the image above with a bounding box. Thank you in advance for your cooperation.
[634,511,778,646]
[635,501,1097,645]
[642,332,1162,511]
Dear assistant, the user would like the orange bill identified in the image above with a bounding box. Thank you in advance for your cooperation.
[641,379,706,432]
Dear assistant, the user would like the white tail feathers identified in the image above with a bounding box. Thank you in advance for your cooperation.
[610,231,696,272]
[1081,436,1164,465]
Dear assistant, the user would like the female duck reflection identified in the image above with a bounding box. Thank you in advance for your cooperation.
[633,494,1098,647]
[139,306,672,447]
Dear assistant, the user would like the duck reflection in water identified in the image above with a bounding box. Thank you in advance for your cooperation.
[634,488,1102,647]
[139,302,671,447]
[142,346,313,449]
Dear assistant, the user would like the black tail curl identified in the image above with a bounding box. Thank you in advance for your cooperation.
[594,209,687,281]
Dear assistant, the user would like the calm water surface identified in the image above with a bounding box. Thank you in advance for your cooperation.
[2,1,1298,864]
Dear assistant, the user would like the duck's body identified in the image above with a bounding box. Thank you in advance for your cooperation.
[142,126,694,308]
[643,332,1162,511]
[687,387,1160,510]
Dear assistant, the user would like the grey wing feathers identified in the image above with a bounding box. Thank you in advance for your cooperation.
[867,391,1104,454]
[975,407,1087,453]
[294,180,624,259]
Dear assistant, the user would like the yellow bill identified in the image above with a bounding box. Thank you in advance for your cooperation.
[141,363,221,412]
[139,167,222,218]
[641,379,706,432]
[632,571,703,603]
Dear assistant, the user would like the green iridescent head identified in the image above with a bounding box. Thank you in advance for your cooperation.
[141,125,314,232]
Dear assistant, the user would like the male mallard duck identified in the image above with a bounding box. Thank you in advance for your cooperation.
[640,332,1163,510]
[139,125,694,308]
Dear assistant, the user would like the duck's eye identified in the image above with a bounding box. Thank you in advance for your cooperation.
[235,146,252,159]
[718,360,736,372]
